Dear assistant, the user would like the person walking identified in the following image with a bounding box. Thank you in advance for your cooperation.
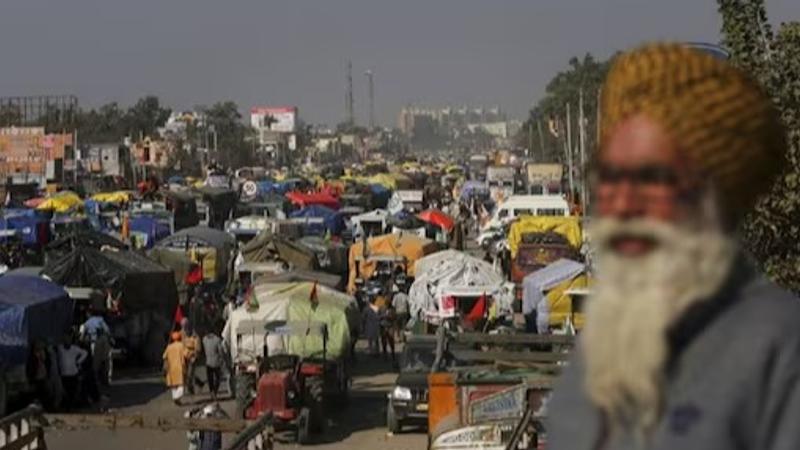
[202,329,226,400]
[58,333,88,410]
[163,332,187,405]
[362,300,381,357]
[181,319,203,396]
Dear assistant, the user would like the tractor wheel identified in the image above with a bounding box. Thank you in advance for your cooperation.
[386,402,401,434]
[297,407,312,445]
[234,373,255,419]
[306,377,325,433]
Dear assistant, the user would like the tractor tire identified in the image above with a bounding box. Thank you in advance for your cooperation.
[297,407,312,445]
[0,374,7,417]
[306,377,325,433]
[234,373,255,419]
[386,402,401,434]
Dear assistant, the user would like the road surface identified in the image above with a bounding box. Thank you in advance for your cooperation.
[46,345,426,450]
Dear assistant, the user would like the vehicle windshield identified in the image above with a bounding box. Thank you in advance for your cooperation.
[402,345,437,372]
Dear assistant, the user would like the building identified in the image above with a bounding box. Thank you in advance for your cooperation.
[78,143,131,178]
[0,126,73,184]
[130,137,174,169]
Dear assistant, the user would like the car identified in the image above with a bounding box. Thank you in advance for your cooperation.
[386,335,439,433]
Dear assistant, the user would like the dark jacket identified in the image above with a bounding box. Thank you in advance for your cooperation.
[548,259,800,450]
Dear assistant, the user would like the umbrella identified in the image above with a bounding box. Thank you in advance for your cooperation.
[418,209,454,231]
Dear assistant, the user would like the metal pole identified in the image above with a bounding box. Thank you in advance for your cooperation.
[565,103,574,202]
[536,119,545,163]
[365,70,375,130]
[579,88,587,213]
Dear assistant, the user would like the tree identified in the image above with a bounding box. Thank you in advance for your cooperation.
[123,96,171,139]
[200,101,255,169]
[519,54,610,163]
[719,0,800,291]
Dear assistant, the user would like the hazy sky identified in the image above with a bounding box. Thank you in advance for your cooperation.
[1,0,798,126]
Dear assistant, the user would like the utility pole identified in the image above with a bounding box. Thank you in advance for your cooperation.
[365,70,375,130]
[528,121,533,159]
[565,102,574,202]
[346,61,355,127]
[578,87,587,214]
[537,119,545,163]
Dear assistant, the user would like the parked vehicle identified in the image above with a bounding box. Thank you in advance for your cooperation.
[526,163,564,195]
[386,335,438,433]
[481,195,570,233]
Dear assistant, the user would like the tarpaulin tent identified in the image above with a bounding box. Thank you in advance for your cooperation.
[43,246,177,313]
[347,233,439,293]
[285,191,340,210]
[297,236,348,275]
[257,269,343,291]
[408,250,513,322]
[507,216,582,258]
[522,259,588,332]
[198,187,238,229]
[45,229,126,263]
[91,191,133,204]
[222,282,357,366]
[289,205,346,236]
[156,226,235,282]
[0,275,72,365]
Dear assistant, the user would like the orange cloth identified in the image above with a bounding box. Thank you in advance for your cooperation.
[162,341,187,387]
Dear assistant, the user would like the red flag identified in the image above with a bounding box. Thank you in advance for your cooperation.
[309,282,319,309]
[173,305,185,326]
[465,293,487,323]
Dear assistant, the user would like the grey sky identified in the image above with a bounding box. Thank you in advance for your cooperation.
[1,0,798,127]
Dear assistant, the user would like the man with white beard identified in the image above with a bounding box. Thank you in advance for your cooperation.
[547,43,800,449]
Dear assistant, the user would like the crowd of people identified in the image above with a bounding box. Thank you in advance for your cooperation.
[26,308,113,411]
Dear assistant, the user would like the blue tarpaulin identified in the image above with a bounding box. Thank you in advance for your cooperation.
[0,275,73,366]
[368,184,391,209]
[130,216,172,248]
[289,205,346,236]
[0,209,51,247]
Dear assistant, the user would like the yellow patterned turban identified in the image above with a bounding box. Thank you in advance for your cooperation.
[601,42,786,221]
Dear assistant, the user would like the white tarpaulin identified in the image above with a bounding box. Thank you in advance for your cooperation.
[521,259,585,333]
[408,250,514,322]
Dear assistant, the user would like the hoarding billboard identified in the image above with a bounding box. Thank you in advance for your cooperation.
[251,106,298,133]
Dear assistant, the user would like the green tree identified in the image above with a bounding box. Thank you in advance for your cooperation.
[123,95,171,139]
[519,54,610,163]
[719,0,800,291]
[200,101,255,169]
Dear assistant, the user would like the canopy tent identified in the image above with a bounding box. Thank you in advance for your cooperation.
[289,205,346,236]
[285,191,340,210]
[347,233,439,293]
[238,230,318,271]
[522,258,587,332]
[507,216,582,258]
[156,226,235,282]
[257,269,343,291]
[417,209,455,232]
[0,275,72,365]
[35,191,83,213]
[408,250,513,322]
[222,282,358,366]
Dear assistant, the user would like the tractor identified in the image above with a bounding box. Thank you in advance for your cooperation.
[244,320,347,444]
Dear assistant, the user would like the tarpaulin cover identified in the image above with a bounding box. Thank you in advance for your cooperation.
[408,250,513,322]
[289,205,346,236]
[157,226,235,280]
[0,275,72,365]
[417,209,455,232]
[285,191,340,210]
[130,216,171,249]
[223,282,357,365]
[297,236,348,274]
[368,184,392,209]
[507,216,582,258]
[0,212,50,247]
[91,191,133,204]
[521,259,586,333]
[239,230,318,271]
[387,210,425,230]
[36,191,83,213]
[347,233,438,293]
[46,229,126,262]
[43,246,177,313]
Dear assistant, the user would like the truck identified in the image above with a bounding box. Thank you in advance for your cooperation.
[526,163,564,195]
[486,165,516,204]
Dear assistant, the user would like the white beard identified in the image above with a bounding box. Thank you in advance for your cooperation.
[583,218,737,435]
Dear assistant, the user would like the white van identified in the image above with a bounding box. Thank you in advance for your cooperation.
[482,195,570,231]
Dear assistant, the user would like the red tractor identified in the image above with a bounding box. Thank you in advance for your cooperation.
[244,321,348,444]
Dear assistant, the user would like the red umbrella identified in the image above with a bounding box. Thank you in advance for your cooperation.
[417,208,455,231]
